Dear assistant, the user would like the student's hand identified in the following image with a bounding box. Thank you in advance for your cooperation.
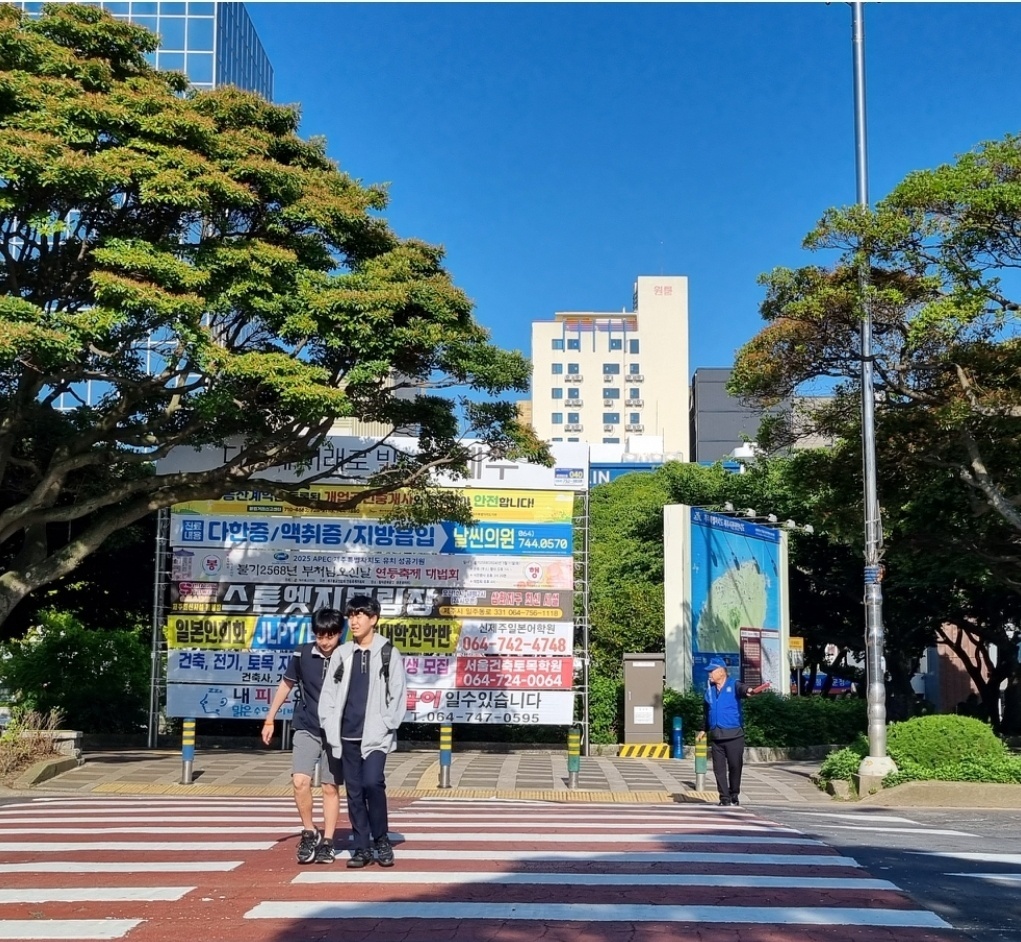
[695,731,706,741]
[260,719,275,745]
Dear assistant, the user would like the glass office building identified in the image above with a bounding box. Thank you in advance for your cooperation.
[14,2,273,99]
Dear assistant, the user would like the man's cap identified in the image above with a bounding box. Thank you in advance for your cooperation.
[707,656,728,671]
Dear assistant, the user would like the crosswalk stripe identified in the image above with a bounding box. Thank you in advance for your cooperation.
[789,812,919,824]
[386,831,820,845]
[0,887,194,903]
[394,850,859,865]
[0,862,242,873]
[244,900,950,928]
[919,851,1021,865]
[0,920,141,940]
[293,871,897,889]
[819,825,976,837]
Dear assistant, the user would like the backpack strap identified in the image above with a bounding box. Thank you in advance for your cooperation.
[380,641,394,706]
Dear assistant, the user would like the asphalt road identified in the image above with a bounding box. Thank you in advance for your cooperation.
[761,805,1021,942]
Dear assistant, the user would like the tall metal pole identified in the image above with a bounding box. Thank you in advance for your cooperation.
[851,2,896,783]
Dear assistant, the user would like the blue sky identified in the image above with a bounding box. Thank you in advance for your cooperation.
[244,2,1021,389]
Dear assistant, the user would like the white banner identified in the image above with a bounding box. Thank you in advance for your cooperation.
[405,689,575,725]
[170,547,575,590]
[158,436,589,492]
[168,650,291,684]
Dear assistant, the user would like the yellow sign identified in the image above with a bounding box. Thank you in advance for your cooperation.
[172,487,573,524]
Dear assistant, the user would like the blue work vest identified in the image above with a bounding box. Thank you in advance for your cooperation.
[705,677,743,730]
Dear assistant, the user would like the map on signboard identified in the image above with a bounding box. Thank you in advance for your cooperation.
[690,510,780,656]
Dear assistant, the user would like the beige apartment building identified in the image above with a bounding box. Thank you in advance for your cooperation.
[529,276,690,458]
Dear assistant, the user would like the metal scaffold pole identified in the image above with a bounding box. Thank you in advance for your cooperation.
[147,507,170,749]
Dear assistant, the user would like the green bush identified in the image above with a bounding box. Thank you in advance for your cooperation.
[589,674,624,744]
[885,714,1006,770]
[0,610,150,733]
[661,688,868,747]
[815,714,1014,791]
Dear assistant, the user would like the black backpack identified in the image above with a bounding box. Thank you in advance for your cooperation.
[332,641,395,706]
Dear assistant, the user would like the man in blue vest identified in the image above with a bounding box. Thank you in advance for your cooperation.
[696,656,770,806]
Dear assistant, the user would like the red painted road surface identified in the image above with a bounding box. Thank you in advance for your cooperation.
[0,795,970,941]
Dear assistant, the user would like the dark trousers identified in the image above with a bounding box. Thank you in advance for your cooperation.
[710,733,745,801]
[340,740,389,851]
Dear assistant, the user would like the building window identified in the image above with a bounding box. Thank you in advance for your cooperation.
[552,388,564,399]
[567,437,579,442]
[552,363,564,375]
[629,412,641,424]
[629,388,640,399]
[552,412,563,425]
[567,388,580,399]
[567,363,580,375]
[567,412,580,424]
[604,388,620,399]
[566,338,581,350]
[602,437,621,444]
[603,413,620,424]
[602,363,620,374]
[609,338,623,351]
[629,339,640,354]
[552,339,564,350]
[629,363,641,375]
[552,437,563,442]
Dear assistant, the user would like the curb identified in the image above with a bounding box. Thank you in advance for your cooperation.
[11,756,80,789]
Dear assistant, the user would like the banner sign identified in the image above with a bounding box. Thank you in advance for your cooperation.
[170,515,573,557]
[401,655,574,690]
[168,650,292,684]
[405,688,574,724]
[157,436,589,492]
[167,683,290,720]
[170,583,573,620]
[378,618,574,656]
[173,487,574,524]
[165,614,311,650]
[171,548,575,590]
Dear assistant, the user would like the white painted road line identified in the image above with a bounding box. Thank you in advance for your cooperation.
[0,886,195,903]
[919,852,1021,865]
[395,850,859,866]
[293,871,898,890]
[789,812,919,824]
[0,920,141,940]
[819,825,976,837]
[244,901,950,928]
[0,861,242,873]
[0,841,275,852]
[947,872,1021,885]
[388,831,820,845]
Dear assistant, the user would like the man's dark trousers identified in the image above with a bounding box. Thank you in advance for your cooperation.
[340,740,388,850]
[710,732,745,802]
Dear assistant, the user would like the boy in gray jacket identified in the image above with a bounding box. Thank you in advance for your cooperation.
[319,595,408,868]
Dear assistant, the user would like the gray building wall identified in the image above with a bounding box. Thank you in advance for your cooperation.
[690,367,764,463]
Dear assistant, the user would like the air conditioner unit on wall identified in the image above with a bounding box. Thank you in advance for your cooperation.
[565,423,582,432]
[603,424,614,432]
[626,398,644,407]
[603,399,615,407]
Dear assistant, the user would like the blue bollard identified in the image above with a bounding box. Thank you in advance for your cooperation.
[671,716,683,760]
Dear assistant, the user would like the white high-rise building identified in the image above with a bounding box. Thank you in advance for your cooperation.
[530,275,690,458]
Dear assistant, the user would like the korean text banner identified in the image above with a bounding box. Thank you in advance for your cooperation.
[171,548,575,590]
[167,683,289,721]
[380,619,573,656]
[157,436,589,492]
[405,689,574,724]
[170,583,573,620]
[173,487,574,523]
[170,514,573,557]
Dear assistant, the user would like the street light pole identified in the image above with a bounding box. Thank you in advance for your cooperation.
[850,1,897,785]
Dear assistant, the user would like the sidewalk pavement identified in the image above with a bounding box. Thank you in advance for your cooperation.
[7,748,1021,807]
[3,748,830,804]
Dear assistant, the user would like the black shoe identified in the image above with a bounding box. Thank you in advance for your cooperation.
[347,847,374,869]
[313,840,336,864]
[731,796,740,806]
[718,798,732,806]
[296,828,321,865]
[374,836,395,867]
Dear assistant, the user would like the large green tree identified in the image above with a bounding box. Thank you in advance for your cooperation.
[0,5,545,633]
[730,134,1021,729]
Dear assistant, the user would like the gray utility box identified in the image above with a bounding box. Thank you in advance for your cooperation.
[623,652,666,743]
